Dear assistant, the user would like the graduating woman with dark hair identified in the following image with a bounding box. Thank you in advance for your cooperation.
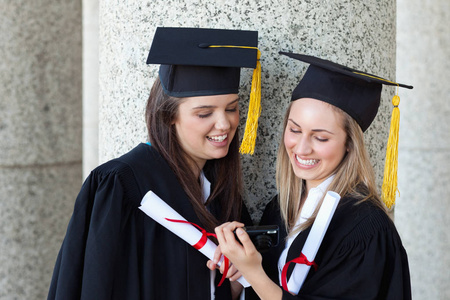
[47,27,261,300]
[210,53,412,300]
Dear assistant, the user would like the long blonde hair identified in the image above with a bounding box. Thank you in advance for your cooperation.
[276,101,385,235]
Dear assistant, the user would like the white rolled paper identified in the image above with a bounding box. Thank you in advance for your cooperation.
[287,191,341,294]
[139,190,250,287]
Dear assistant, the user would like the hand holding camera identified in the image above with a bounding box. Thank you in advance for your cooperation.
[235,225,279,253]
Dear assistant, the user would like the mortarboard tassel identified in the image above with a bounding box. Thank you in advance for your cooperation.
[381,90,400,210]
[207,45,261,155]
[239,50,261,155]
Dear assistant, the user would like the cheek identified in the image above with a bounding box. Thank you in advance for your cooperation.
[320,143,346,163]
[229,113,240,129]
[283,131,296,149]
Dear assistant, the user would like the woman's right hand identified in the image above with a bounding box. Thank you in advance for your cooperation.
[214,221,283,300]
[214,221,263,278]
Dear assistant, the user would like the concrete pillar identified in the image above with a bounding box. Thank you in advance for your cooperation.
[98,0,396,216]
[396,0,450,299]
[83,0,100,178]
[0,2,82,299]
[99,0,397,221]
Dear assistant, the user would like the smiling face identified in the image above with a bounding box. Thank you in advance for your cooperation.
[174,94,240,172]
[284,98,348,191]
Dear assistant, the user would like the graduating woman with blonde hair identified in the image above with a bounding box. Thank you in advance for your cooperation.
[210,53,412,300]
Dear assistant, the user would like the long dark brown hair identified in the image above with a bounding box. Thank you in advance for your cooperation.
[145,77,243,232]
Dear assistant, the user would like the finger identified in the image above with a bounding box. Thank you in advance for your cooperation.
[206,260,217,271]
[212,245,222,264]
[215,222,232,243]
[215,225,227,246]
[222,222,245,245]
[235,227,257,253]
[225,264,238,278]
[224,221,245,231]
[229,270,242,282]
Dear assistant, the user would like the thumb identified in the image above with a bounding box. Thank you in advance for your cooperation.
[235,227,253,247]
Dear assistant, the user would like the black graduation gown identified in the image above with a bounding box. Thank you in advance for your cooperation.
[48,143,252,300]
[247,194,411,300]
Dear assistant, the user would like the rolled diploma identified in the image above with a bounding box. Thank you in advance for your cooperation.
[287,191,341,294]
[139,190,250,287]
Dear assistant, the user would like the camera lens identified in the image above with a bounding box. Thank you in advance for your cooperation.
[254,235,272,253]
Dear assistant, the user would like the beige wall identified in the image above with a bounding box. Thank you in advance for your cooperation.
[83,0,100,178]
[0,1,82,299]
[396,0,450,299]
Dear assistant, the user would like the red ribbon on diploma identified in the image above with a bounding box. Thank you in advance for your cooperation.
[281,252,318,292]
[165,218,230,286]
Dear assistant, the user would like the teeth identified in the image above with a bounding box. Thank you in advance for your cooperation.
[296,155,319,166]
[207,134,227,142]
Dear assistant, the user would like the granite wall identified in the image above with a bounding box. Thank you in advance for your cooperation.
[98,0,397,220]
[0,1,82,299]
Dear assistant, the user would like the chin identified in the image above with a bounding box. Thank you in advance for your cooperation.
[211,150,229,160]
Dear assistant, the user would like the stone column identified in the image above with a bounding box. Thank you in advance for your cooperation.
[99,0,397,220]
[83,0,100,178]
[396,0,450,298]
[0,2,82,299]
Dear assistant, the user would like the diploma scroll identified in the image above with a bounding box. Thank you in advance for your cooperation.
[139,191,250,288]
[287,191,341,294]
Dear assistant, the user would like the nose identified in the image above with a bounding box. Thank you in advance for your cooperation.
[215,112,231,131]
[293,136,312,156]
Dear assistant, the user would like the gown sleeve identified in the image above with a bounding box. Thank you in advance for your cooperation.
[47,164,139,300]
[281,206,412,300]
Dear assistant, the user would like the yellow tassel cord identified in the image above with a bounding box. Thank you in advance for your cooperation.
[352,71,403,209]
[208,45,262,155]
[239,50,261,154]
[381,90,400,210]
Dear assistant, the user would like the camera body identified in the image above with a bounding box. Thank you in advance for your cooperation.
[237,225,279,253]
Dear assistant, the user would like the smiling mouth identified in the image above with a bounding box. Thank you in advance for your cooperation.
[207,134,227,142]
[295,155,319,166]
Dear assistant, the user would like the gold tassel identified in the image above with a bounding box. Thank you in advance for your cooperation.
[381,92,400,210]
[207,45,261,155]
[239,49,261,155]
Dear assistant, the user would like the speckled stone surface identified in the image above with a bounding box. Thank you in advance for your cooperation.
[396,0,450,299]
[82,0,100,178]
[0,1,82,299]
[0,2,82,166]
[0,166,80,300]
[99,0,397,222]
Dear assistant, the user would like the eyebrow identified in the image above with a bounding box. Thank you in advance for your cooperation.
[287,119,335,135]
[192,98,239,110]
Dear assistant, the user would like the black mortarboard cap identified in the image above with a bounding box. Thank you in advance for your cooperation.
[279,52,413,132]
[147,27,258,97]
[147,27,262,155]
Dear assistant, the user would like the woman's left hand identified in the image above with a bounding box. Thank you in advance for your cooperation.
[206,245,243,282]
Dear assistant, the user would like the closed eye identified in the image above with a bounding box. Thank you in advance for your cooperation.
[315,137,329,142]
[198,113,212,118]
[289,127,301,134]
